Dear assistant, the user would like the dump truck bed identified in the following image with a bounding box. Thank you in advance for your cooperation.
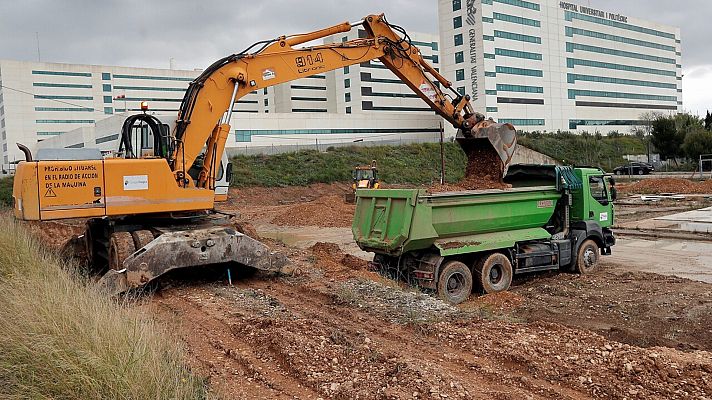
[352,186,562,257]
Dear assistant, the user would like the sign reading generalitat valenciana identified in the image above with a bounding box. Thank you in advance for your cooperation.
[559,1,628,23]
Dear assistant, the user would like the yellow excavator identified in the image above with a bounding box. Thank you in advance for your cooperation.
[345,160,379,204]
[12,14,517,293]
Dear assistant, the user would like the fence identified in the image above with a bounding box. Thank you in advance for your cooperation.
[225,132,449,157]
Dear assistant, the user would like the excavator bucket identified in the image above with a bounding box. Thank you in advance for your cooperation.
[456,114,517,175]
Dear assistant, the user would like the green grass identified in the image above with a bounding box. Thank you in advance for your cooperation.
[229,134,655,188]
[517,132,648,172]
[0,214,207,399]
[230,142,468,187]
[0,176,12,207]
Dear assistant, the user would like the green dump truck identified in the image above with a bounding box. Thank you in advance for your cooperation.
[352,165,617,304]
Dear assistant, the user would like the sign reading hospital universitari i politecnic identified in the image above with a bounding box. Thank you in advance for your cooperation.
[559,1,628,23]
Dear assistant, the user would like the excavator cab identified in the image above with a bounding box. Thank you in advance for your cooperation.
[345,160,379,203]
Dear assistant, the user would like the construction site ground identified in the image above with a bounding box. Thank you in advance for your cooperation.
[33,180,712,399]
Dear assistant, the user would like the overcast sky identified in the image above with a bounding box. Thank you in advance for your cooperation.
[0,0,709,115]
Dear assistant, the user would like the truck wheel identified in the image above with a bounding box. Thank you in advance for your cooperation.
[109,232,136,271]
[437,261,473,304]
[575,239,599,274]
[474,253,513,294]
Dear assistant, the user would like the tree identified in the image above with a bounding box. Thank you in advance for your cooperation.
[705,110,712,131]
[639,111,661,162]
[682,128,712,161]
[650,115,680,162]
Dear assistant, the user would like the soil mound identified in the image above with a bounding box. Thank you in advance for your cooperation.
[271,195,354,227]
[625,178,712,194]
[429,144,510,192]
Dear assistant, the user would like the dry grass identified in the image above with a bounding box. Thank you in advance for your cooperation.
[0,214,207,399]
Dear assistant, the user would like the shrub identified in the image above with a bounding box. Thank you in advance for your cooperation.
[0,214,206,399]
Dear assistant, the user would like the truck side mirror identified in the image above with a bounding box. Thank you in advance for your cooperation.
[610,186,617,202]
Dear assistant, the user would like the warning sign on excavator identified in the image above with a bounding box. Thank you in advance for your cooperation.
[44,187,57,198]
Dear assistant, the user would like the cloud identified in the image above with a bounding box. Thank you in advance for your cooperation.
[1,0,708,114]
[683,67,712,116]
[0,0,437,69]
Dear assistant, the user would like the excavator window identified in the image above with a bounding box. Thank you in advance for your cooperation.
[354,169,375,181]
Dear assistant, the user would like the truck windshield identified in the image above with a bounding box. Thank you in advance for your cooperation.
[589,176,608,204]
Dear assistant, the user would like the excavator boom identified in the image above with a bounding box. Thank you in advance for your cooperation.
[172,14,517,190]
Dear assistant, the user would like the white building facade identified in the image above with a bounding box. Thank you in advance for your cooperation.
[438,0,682,133]
[0,30,441,170]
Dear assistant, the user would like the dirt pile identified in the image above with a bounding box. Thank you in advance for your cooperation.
[512,265,712,352]
[271,195,355,227]
[229,183,350,206]
[624,178,712,194]
[308,242,367,278]
[24,220,84,250]
[430,144,510,192]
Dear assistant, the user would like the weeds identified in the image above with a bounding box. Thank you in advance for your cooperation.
[0,214,206,399]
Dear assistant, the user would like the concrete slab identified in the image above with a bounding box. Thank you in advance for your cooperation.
[610,237,712,283]
[654,207,712,233]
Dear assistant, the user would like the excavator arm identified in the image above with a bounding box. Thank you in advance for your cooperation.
[171,14,517,189]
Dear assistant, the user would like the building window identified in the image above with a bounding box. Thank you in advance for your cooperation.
[493,12,541,27]
[496,84,544,93]
[454,33,463,46]
[102,84,111,92]
[485,71,497,77]
[453,0,461,11]
[494,30,541,44]
[236,130,252,142]
[346,106,352,114]
[453,16,462,29]
[491,0,540,11]
[103,96,112,103]
[486,107,498,113]
[485,90,497,95]
[345,93,351,102]
[455,69,465,81]
[495,66,543,77]
[344,66,350,74]
[431,55,439,64]
[263,88,268,94]
[264,99,268,106]
[104,107,113,115]
[344,78,351,88]
[455,51,464,64]
[456,87,465,95]
[102,72,111,80]
[499,119,545,126]
[566,58,676,77]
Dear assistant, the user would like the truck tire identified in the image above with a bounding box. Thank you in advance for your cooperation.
[109,232,135,271]
[574,239,599,274]
[474,253,513,294]
[437,260,473,304]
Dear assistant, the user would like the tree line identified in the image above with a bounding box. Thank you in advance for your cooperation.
[648,111,712,164]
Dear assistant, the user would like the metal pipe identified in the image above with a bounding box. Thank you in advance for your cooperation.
[225,81,240,123]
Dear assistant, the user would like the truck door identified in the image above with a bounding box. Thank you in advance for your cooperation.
[586,175,613,228]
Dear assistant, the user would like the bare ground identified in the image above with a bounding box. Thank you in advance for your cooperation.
[25,183,712,399]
